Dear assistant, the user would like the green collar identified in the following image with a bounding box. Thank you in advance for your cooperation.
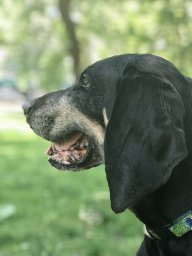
[147,210,192,239]
[170,210,192,237]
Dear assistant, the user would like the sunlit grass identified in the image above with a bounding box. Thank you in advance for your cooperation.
[0,123,143,255]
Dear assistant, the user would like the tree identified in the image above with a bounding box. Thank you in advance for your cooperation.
[58,0,81,81]
[0,0,191,93]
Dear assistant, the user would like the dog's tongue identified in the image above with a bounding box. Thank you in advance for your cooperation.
[53,133,83,152]
[46,132,88,165]
[46,132,85,155]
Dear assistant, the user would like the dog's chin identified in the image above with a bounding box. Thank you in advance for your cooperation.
[46,131,103,172]
[48,155,101,172]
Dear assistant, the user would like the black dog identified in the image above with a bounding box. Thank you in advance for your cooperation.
[23,54,192,255]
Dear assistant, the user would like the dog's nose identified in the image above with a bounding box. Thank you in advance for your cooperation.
[22,102,33,116]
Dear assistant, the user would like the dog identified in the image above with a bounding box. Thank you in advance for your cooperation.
[23,54,192,255]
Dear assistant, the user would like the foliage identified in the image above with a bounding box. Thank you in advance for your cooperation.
[0,128,143,255]
[0,0,191,91]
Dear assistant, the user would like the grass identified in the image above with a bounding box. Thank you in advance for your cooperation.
[0,109,143,256]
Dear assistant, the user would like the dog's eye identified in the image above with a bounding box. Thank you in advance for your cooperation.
[82,76,90,88]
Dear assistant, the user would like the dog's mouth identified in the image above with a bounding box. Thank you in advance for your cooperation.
[46,132,94,171]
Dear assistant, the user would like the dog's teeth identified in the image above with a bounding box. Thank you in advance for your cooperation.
[69,155,75,162]
[47,136,88,166]
[79,143,85,149]
[63,160,71,165]
[80,139,88,149]
[72,151,79,159]
[73,142,80,150]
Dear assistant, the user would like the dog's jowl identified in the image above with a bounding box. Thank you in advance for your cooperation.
[23,54,192,256]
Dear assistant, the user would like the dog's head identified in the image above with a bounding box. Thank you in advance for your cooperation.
[23,55,126,171]
[23,54,189,213]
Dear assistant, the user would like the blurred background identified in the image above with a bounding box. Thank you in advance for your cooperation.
[0,0,192,255]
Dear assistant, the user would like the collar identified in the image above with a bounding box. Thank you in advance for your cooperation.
[146,210,192,240]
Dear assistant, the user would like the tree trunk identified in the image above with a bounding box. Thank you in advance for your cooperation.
[58,0,81,82]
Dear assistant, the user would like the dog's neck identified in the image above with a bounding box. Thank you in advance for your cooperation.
[130,156,192,232]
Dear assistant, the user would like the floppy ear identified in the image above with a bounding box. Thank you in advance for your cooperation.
[104,66,188,213]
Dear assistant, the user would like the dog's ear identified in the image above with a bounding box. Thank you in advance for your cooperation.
[104,66,188,213]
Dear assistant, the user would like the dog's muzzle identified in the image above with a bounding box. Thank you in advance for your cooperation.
[22,91,104,172]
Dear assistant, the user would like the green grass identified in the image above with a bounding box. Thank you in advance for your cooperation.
[0,123,143,255]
